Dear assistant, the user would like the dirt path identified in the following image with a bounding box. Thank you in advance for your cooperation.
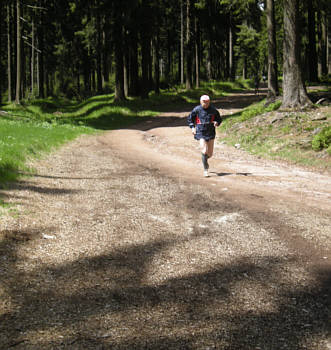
[1,91,330,349]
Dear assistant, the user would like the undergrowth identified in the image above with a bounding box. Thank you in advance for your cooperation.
[0,80,329,192]
[219,98,331,171]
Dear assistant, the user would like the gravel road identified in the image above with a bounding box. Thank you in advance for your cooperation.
[0,92,330,349]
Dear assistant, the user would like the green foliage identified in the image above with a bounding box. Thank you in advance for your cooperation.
[281,125,291,134]
[0,79,247,186]
[220,99,330,170]
[240,99,281,122]
[220,98,282,132]
[234,24,262,77]
[219,0,258,17]
[312,126,331,153]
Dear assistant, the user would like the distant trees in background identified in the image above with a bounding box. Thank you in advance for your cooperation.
[0,0,330,105]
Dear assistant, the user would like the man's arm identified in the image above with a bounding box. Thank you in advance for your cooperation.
[187,108,197,133]
[213,108,222,127]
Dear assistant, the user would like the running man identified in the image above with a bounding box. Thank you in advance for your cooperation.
[188,95,222,177]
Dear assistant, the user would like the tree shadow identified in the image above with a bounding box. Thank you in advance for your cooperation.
[0,226,330,349]
[119,91,267,133]
[0,179,83,210]
[15,182,82,196]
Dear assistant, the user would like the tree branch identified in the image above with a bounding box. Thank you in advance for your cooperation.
[22,37,42,53]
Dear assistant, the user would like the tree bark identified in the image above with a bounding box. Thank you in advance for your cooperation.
[0,4,2,104]
[38,0,45,98]
[15,0,21,104]
[113,4,125,101]
[281,0,312,109]
[154,33,160,95]
[96,9,103,93]
[328,13,331,74]
[195,17,200,88]
[317,8,328,77]
[36,41,40,96]
[102,27,110,84]
[7,4,12,102]
[128,31,139,96]
[307,0,318,82]
[140,34,150,99]
[185,0,192,89]
[139,2,152,99]
[229,17,234,81]
[266,0,279,101]
[31,17,35,96]
[180,0,184,85]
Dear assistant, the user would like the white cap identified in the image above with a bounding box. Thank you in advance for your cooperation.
[200,95,210,102]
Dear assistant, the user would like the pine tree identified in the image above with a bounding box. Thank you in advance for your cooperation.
[281,0,312,109]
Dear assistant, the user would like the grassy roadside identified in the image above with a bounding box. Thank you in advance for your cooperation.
[0,79,330,192]
[218,95,331,173]
[0,80,249,188]
[0,119,94,183]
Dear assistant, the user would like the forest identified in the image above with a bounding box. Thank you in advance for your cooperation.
[0,4,331,347]
[0,0,330,107]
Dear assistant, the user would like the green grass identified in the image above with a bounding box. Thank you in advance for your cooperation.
[0,82,248,188]
[0,118,94,185]
[219,98,330,171]
[2,79,327,194]
[2,95,158,130]
[220,99,282,131]
[0,95,161,186]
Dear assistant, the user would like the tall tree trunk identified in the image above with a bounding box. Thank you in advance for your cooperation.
[281,0,312,109]
[328,14,331,74]
[31,17,35,96]
[0,4,2,104]
[38,0,45,98]
[162,17,170,80]
[128,31,139,96]
[102,26,110,84]
[185,0,192,89]
[91,67,96,91]
[307,0,318,82]
[22,35,26,99]
[229,17,234,81]
[139,2,152,99]
[96,9,103,93]
[148,38,153,90]
[242,57,247,79]
[113,4,125,101]
[321,11,328,76]
[45,70,50,96]
[195,17,200,88]
[266,0,279,101]
[166,28,171,79]
[140,34,150,99]
[180,0,184,85]
[76,63,80,95]
[124,51,128,97]
[82,47,91,93]
[154,33,160,95]
[15,0,21,104]
[7,4,12,102]
[207,45,212,80]
[317,8,328,76]
[36,42,40,96]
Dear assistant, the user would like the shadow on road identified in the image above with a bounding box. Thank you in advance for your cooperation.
[122,89,267,133]
[0,225,330,349]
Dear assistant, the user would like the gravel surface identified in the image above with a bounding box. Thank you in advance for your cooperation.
[0,92,330,349]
